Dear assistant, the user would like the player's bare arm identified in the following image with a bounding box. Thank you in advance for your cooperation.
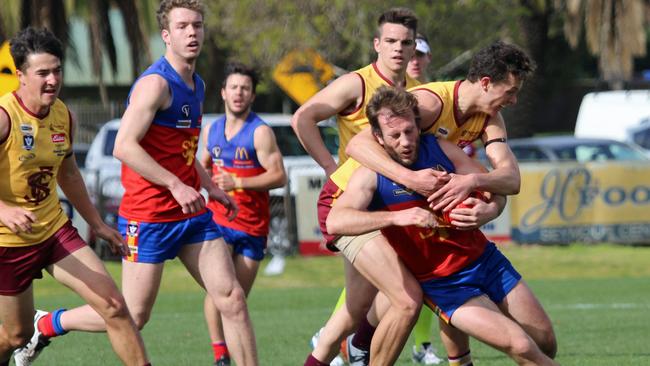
[435,139,506,229]
[411,87,443,132]
[56,113,128,255]
[195,160,238,221]
[200,127,213,173]
[113,74,204,214]
[327,167,436,236]
[428,113,518,212]
[291,72,363,176]
[0,108,37,233]
[213,125,286,191]
[479,112,520,194]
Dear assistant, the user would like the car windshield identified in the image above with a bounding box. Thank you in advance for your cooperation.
[103,125,339,158]
[552,142,647,162]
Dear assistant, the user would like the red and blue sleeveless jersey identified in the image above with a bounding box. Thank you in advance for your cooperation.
[119,57,206,222]
[206,112,270,236]
[371,135,489,281]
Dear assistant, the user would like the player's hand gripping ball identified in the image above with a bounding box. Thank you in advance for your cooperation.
[441,191,487,226]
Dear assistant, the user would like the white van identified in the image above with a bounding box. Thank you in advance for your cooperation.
[574,90,650,155]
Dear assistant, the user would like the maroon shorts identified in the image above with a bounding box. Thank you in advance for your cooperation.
[0,221,87,295]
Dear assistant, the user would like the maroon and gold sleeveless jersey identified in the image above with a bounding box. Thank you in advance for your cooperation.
[410,80,490,147]
[0,92,71,246]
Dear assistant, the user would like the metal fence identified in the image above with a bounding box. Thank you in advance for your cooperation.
[67,100,125,144]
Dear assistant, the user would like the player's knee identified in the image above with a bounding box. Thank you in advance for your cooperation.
[98,294,144,329]
[130,310,151,330]
[506,335,537,360]
[391,287,422,318]
[538,331,557,359]
[5,326,34,349]
[219,285,248,318]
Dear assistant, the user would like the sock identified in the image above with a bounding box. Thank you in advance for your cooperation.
[304,353,329,366]
[37,309,67,338]
[212,342,229,360]
[351,316,375,351]
[448,350,473,366]
[413,307,434,348]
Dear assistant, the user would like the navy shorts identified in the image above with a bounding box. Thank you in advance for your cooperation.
[421,242,522,323]
[219,225,266,261]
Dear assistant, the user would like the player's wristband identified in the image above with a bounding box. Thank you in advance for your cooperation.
[484,137,507,147]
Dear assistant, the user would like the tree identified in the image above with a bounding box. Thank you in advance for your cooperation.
[0,0,153,105]
[556,0,648,89]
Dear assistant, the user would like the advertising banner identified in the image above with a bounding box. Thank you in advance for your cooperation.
[511,162,650,244]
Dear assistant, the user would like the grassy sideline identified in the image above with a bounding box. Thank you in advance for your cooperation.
[31,243,650,365]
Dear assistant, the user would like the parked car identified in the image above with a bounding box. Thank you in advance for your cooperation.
[506,136,649,163]
[85,114,337,256]
[574,90,650,156]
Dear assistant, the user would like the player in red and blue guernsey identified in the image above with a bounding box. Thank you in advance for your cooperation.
[325,87,557,366]
[200,62,286,365]
[29,2,259,366]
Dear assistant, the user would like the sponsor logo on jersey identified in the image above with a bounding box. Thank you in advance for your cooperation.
[51,133,66,143]
[391,182,415,196]
[20,123,33,133]
[234,146,250,161]
[436,127,449,137]
[18,153,35,161]
[22,134,34,150]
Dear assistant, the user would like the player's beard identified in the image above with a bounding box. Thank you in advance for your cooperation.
[386,138,419,167]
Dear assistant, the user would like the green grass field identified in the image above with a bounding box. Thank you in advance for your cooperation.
[30,244,650,365]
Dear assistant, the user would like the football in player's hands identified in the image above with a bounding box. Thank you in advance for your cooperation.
[442,191,487,226]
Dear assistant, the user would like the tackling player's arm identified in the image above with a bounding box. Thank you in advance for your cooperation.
[0,107,37,233]
[113,74,204,214]
[436,139,507,229]
[215,125,286,191]
[291,73,363,176]
[57,112,128,255]
[428,112,520,211]
[327,167,436,236]
[345,89,449,197]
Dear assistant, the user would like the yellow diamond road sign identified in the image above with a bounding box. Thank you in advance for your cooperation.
[272,49,335,106]
[0,41,19,97]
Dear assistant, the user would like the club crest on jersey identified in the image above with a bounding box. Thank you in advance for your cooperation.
[212,146,221,158]
[127,221,139,237]
[22,134,35,150]
[176,104,192,128]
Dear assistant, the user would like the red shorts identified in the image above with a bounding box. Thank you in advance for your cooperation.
[0,221,87,295]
